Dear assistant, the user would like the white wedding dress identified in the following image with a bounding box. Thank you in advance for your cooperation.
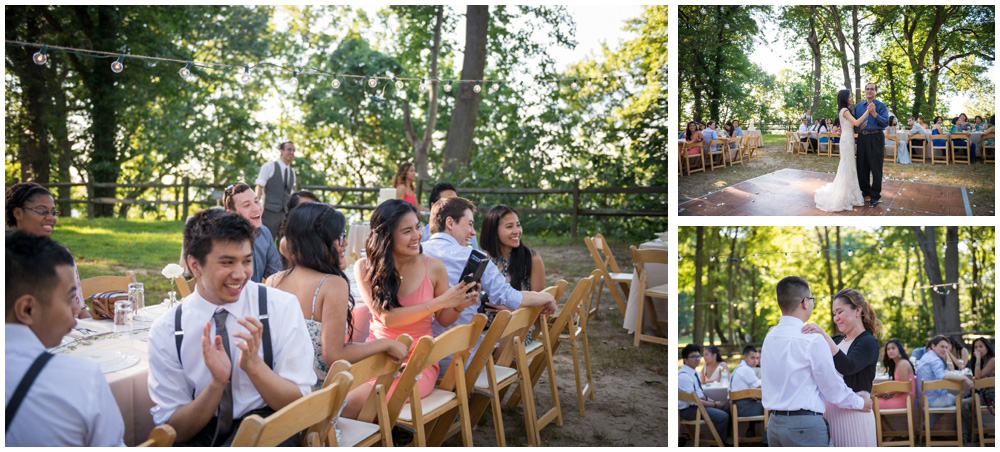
[815,108,865,212]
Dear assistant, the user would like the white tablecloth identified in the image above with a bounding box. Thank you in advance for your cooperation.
[896,130,933,160]
[703,381,729,404]
[345,223,371,258]
[745,130,763,146]
[623,239,667,334]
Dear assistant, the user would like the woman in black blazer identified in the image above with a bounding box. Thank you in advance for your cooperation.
[802,288,882,446]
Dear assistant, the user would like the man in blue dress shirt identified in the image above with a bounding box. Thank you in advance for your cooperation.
[854,83,890,207]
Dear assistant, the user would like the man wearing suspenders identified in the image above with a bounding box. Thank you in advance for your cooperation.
[5,231,125,446]
[146,209,314,446]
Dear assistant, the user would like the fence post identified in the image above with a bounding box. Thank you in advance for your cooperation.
[182,176,190,221]
[86,180,95,219]
[416,178,424,206]
[571,179,580,239]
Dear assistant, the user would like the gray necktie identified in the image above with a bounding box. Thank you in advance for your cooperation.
[212,309,234,444]
[283,166,290,191]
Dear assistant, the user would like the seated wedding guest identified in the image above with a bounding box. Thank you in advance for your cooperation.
[877,339,914,409]
[729,119,745,150]
[797,117,813,149]
[420,182,479,250]
[343,199,478,418]
[731,345,763,414]
[6,231,125,446]
[393,162,429,212]
[967,338,995,379]
[955,113,971,131]
[5,182,90,319]
[479,205,545,328]
[832,119,842,141]
[931,116,948,151]
[424,197,556,370]
[224,182,281,283]
[915,334,976,443]
[910,338,931,361]
[287,190,319,209]
[946,336,970,371]
[887,116,911,163]
[949,117,978,162]
[679,344,730,444]
[147,209,315,446]
[266,203,407,388]
[683,121,704,166]
[973,115,986,131]
[701,344,728,384]
[701,120,720,151]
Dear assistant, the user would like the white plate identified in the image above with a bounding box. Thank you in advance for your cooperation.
[78,349,140,373]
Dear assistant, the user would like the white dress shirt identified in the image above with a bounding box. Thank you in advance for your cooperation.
[254,159,292,188]
[910,123,926,135]
[730,360,761,392]
[760,316,863,413]
[5,324,125,446]
[677,364,705,409]
[147,282,315,425]
[797,123,810,137]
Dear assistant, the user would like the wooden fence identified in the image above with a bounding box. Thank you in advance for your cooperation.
[7,178,667,238]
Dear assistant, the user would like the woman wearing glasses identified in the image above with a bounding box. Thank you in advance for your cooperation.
[266,202,407,388]
[5,182,91,318]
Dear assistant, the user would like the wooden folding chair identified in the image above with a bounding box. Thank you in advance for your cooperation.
[231,371,354,446]
[138,424,177,447]
[707,139,728,170]
[394,316,487,446]
[683,141,706,175]
[584,233,631,317]
[325,335,414,447]
[816,133,832,156]
[973,377,995,447]
[951,134,971,164]
[507,276,596,434]
[730,388,767,447]
[728,137,745,166]
[80,270,137,298]
[795,133,812,155]
[884,134,897,162]
[173,276,194,298]
[909,135,927,163]
[549,279,596,417]
[930,135,950,165]
[872,380,915,446]
[581,269,602,320]
[629,246,668,346]
[679,391,724,447]
[983,133,995,163]
[744,134,759,162]
[920,378,964,446]
[785,132,796,153]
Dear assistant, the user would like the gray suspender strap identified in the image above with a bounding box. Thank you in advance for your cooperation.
[174,288,273,369]
[259,285,273,369]
[6,352,55,431]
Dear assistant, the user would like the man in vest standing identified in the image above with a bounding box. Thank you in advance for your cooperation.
[254,141,296,240]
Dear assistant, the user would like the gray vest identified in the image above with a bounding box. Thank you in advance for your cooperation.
[264,161,294,213]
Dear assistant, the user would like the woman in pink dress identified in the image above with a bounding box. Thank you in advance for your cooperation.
[392,162,429,212]
[878,339,915,409]
[341,199,478,419]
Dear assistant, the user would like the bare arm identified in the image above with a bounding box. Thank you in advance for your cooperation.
[841,109,870,128]
[255,185,265,200]
[354,257,476,329]
[974,357,995,379]
[318,277,407,365]
[529,252,546,292]
[518,290,557,314]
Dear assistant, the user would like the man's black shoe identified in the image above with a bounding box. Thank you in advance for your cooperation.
[869,198,880,208]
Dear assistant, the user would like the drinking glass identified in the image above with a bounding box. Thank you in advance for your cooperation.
[128,282,145,314]
[114,299,134,339]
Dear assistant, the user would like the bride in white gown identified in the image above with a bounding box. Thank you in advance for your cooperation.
[815,89,872,212]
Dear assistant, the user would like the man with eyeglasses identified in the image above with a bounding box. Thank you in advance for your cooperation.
[254,141,297,240]
[761,276,872,446]
[678,343,730,445]
[224,183,282,283]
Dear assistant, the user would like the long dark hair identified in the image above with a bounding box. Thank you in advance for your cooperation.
[480,205,534,290]
[6,182,53,229]
[947,336,966,361]
[723,121,734,136]
[685,121,696,141]
[968,338,995,372]
[819,118,828,132]
[364,199,420,314]
[277,203,354,340]
[882,339,909,380]
[836,89,851,113]
[391,162,415,191]
[704,345,722,363]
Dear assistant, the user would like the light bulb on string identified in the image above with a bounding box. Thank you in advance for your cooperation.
[490,82,500,92]
[848,249,854,257]
[331,76,341,89]
[32,46,48,65]
[444,81,453,92]
[110,55,124,73]
[952,283,958,290]
[473,81,482,93]
[395,79,404,90]
[178,61,191,79]
[367,76,378,88]
[239,65,252,84]
[418,79,428,92]
[289,71,299,88]
[602,77,609,87]
[710,255,716,262]
[700,8,707,14]
[571,81,579,90]
[752,253,758,258]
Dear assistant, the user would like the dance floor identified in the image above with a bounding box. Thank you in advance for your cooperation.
[679,168,972,216]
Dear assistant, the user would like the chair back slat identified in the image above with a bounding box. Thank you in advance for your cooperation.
[872,380,911,395]
[462,310,513,390]
[80,271,137,298]
[729,388,762,401]
[138,424,177,447]
[974,376,994,390]
[232,371,353,446]
[922,378,963,392]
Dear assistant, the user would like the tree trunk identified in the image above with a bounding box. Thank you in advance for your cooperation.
[833,226,843,335]
[690,79,703,124]
[694,226,705,344]
[817,227,836,301]
[726,227,739,346]
[851,6,861,103]
[818,6,853,93]
[911,226,962,335]
[79,6,122,217]
[887,59,898,115]
[402,6,443,180]
[928,39,942,115]
[708,6,726,121]
[900,244,910,302]
[807,9,823,114]
[15,10,53,184]
[441,5,489,172]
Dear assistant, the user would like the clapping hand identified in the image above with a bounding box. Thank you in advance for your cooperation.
[201,320,232,385]
[234,317,266,373]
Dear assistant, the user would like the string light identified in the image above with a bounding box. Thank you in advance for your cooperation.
[677,238,985,263]
[32,46,47,65]
[394,77,404,90]
[331,76,341,89]
[571,81,579,90]
[848,249,854,257]
[367,76,377,88]
[473,80,482,93]
[289,70,298,87]
[110,55,124,73]
[239,65,251,84]
[418,78,427,92]
[178,61,191,79]
[444,81,453,93]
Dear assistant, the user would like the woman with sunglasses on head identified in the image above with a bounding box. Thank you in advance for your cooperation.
[266,203,407,388]
[341,199,479,419]
[6,182,91,318]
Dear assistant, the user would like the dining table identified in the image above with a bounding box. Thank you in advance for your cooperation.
[623,235,667,334]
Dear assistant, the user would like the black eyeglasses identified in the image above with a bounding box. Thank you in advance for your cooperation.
[803,296,816,303]
[24,206,60,218]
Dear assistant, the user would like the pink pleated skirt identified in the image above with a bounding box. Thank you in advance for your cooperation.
[825,400,877,446]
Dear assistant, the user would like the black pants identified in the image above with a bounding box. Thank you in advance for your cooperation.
[176,406,300,447]
[857,132,884,200]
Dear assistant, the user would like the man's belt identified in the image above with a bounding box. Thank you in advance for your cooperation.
[860,130,881,135]
[771,409,822,416]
